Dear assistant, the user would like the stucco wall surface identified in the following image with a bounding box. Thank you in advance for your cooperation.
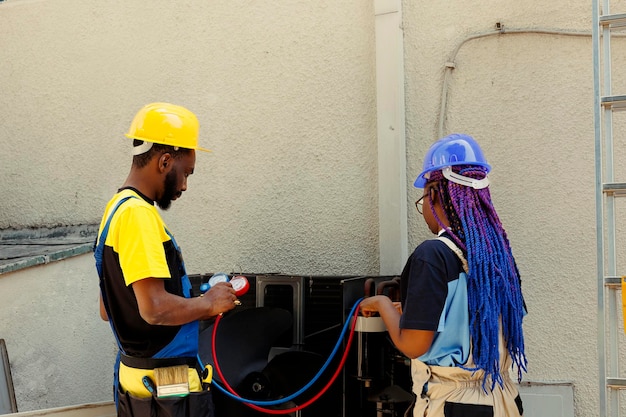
[402,1,626,416]
[0,254,116,411]
[0,0,379,277]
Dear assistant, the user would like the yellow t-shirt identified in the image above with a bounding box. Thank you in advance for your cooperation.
[99,190,172,285]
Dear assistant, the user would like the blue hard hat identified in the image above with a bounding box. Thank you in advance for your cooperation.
[414,133,491,188]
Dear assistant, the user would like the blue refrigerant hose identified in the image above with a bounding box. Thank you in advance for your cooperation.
[197,297,363,406]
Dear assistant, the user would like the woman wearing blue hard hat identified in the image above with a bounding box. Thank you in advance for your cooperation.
[360,134,527,417]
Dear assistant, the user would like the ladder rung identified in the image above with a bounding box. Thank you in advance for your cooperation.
[601,95,626,110]
[603,183,626,195]
[608,378,626,389]
[600,13,626,28]
[604,276,623,288]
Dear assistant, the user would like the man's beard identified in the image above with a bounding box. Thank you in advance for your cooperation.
[156,170,181,210]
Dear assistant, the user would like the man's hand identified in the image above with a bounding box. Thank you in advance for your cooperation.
[199,281,237,318]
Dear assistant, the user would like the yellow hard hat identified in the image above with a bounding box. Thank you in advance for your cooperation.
[125,102,211,154]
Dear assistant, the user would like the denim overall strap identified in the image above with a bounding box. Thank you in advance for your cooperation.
[93,196,137,406]
[95,200,202,407]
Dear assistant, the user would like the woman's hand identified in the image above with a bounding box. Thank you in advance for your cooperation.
[358,295,434,359]
[392,301,402,314]
[359,295,389,317]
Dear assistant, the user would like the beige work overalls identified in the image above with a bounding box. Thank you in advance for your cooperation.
[408,330,523,417]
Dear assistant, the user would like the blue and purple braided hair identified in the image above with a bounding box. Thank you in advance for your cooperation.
[427,165,527,390]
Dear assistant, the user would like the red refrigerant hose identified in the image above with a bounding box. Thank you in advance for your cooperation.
[211,304,361,414]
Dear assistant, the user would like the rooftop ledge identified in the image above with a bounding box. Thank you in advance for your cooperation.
[0,225,99,275]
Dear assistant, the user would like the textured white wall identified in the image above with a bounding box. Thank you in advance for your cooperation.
[0,0,379,277]
[0,255,116,411]
[403,1,626,416]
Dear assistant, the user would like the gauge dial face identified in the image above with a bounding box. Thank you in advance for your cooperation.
[208,273,230,287]
[230,275,250,296]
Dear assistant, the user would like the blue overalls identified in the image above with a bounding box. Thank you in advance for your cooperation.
[94,196,200,406]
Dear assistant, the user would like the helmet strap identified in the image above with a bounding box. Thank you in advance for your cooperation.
[442,166,490,189]
[132,141,154,156]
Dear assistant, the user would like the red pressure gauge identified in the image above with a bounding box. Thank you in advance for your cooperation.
[230,275,250,297]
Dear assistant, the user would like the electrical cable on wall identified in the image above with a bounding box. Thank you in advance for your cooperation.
[437,23,597,138]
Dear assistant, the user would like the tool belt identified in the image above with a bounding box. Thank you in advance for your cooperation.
[117,386,214,417]
[117,354,214,417]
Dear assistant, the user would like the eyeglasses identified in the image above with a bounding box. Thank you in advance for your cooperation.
[415,189,433,214]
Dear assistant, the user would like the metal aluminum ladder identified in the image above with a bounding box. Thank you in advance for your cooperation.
[593,0,626,414]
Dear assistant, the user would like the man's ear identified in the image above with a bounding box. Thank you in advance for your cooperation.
[158,153,172,172]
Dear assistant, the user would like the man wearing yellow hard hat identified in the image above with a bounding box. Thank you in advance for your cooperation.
[94,103,236,417]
